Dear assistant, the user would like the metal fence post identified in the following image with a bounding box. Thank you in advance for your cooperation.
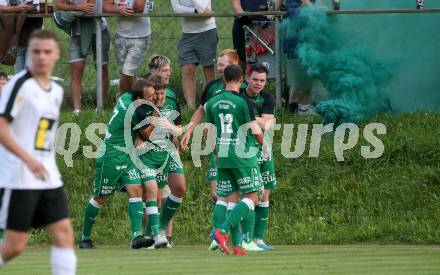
[275,16,282,109]
[95,1,103,111]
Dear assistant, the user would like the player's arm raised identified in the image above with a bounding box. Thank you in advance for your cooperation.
[0,117,48,180]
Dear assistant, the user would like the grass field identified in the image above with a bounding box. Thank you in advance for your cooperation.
[3,245,440,274]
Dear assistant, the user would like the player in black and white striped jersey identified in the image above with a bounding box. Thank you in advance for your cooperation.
[0,30,76,275]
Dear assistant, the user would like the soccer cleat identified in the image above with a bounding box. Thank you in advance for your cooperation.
[208,239,219,251]
[145,237,155,249]
[211,229,230,255]
[166,236,175,248]
[154,231,168,249]
[241,241,265,251]
[233,246,247,255]
[130,235,150,249]
[255,239,274,250]
[79,239,96,249]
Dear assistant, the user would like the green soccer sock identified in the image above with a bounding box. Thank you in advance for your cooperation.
[226,203,242,246]
[128,198,144,240]
[212,200,227,229]
[143,202,152,237]
[145,201,160,237]
[241,209,255,243]
[220,199,253,234]
[81,198,101,241]
[254,201,270,240]
[160,194,183,230]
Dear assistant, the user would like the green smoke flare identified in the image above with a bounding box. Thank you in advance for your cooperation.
[281,0,440,124]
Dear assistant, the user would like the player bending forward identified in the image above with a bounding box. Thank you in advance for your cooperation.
[205,64,266,255]
[0,30,77,274]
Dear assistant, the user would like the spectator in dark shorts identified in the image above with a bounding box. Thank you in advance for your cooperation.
[0,0,43,73]
[104,0,152,94]
[171,0,218,109]
[55,0,110,114]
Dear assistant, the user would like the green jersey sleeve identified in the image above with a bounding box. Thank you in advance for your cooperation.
[204,100,213,124]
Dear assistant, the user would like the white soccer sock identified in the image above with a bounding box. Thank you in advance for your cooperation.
[227,202,237,211]
[257,201,269,208]
[0,254,5,268]
[145,206,159,215]
[216,200,227,207]
[168,194,183,203]
[89,197,102,208]
[128,197,142,203]
[51,246,77,275]
[241,198,255,211]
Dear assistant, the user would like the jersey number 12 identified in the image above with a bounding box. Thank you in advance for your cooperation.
[219,113,233,134]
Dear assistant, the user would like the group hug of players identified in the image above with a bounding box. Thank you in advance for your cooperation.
[79,49,277,255]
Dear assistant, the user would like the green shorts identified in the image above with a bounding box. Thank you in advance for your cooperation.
[207,153,217,183]
[156,157,185,189]
[93,158,141,197]
[139,158,170,183]
[258,155,277,190]
[156,171,168,189]
[216,167,262,198]
[169,156,185,175]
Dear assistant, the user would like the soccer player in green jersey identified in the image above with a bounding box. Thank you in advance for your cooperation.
[142,55,186,248]
[181,49,243,251]
[205,64,266,255]
[181,49,241,203]
[79,78,157,249]
[240,64,277,251]
[135,74,185,249]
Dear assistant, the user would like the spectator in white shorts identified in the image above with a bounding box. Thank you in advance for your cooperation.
[171,0,218,109]
[104,0,152,94]
[55,0,110,114]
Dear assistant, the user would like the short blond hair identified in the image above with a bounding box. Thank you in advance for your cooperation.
[148,54,171,72]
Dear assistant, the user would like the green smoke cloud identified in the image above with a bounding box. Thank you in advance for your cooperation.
[281,0,440,124]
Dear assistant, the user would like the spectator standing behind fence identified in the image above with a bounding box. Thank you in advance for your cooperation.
[55,0,110,114]
[280,0,316,115]
[0,0,43,73]
[104,0,152,95]
[230,0,268,67]
[171,0,218,109]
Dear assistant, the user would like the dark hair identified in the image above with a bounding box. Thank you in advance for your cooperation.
[29,29,59,44]
[131,78,152,99]
[223,64,243,83]
[0,72,7,79]
[146,74,167,90]
[248,63,268,76]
